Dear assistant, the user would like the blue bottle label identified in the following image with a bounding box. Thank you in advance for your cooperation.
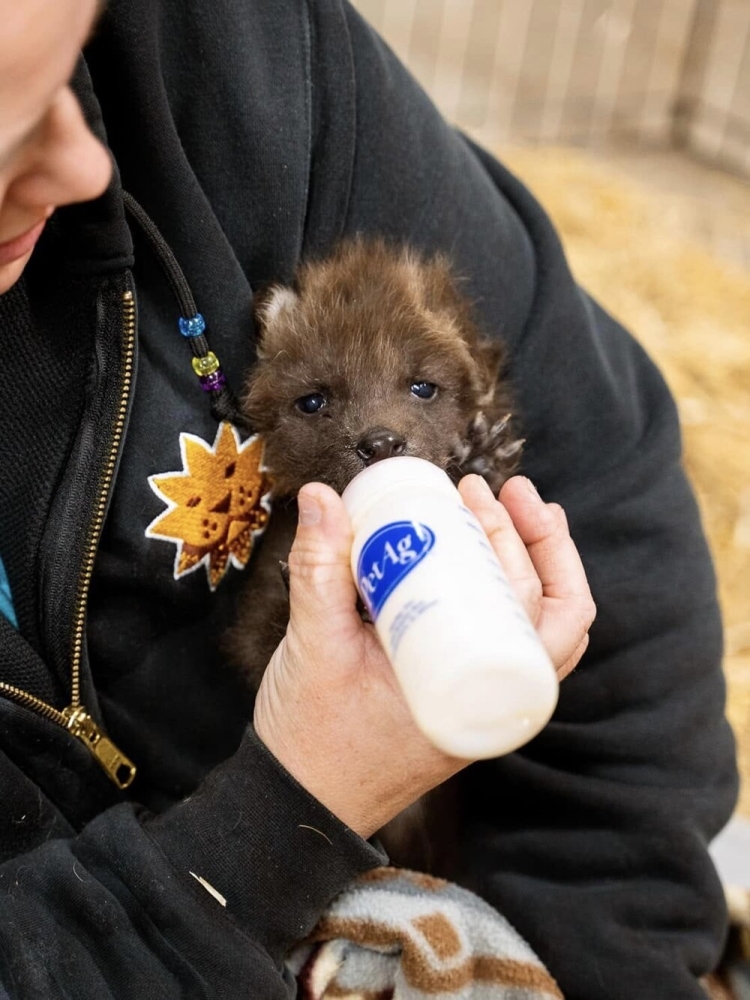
[357,521,435,621]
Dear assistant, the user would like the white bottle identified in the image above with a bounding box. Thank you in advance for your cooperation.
[341,457,559,759]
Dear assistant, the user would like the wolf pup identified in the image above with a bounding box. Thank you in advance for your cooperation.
[228,238,523,872]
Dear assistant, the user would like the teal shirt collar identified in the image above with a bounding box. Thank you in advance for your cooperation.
[0,557,17,628]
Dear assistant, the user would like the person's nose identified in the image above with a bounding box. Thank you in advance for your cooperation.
[9,86,112,210]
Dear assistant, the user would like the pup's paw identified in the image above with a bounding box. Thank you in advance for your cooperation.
[455,412,524,493]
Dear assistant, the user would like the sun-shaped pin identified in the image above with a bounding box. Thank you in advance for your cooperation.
[146,422,272,590]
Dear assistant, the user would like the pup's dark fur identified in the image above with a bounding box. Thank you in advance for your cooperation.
[228,239,523,872]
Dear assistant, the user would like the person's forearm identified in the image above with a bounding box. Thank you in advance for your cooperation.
[0,726,382,996]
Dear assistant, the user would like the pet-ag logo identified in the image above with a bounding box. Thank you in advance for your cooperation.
[357,521,435,620]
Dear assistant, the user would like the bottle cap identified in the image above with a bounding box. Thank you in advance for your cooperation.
[342,456,456,526]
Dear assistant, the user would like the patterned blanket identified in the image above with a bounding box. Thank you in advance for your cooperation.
[286,868,563,1000]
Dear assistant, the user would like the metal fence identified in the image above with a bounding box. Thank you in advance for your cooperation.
[351,0,750,176]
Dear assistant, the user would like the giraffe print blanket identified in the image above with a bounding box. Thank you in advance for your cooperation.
[286,867,563,1000]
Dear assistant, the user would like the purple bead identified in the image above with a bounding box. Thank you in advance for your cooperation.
[178,313,206,338]
[199,369,226,392]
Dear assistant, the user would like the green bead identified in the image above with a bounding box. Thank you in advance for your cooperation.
[192,352,220,377]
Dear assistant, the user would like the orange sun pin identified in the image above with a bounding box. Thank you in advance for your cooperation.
[146,422,272,590]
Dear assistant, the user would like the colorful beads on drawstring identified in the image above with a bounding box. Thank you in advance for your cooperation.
[179,314,227,394]
[191,352,220,377]
[178,313,206,338]
[198,370,227,392]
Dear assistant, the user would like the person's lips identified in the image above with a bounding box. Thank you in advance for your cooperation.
[0,219,47,267]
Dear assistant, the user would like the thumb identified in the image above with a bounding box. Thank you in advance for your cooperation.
[287,483,361,637]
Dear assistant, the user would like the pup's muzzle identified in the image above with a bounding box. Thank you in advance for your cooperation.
[356,427,406,464]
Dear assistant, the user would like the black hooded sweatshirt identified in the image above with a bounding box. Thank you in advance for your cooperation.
[0,1,738,997]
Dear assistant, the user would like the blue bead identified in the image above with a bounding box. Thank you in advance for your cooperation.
[178,313,206,338]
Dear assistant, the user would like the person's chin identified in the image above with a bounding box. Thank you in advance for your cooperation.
[0,251,34,296]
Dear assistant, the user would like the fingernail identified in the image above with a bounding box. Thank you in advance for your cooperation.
[549,502,567,525]
[475,476,495,501]
[525,477,540,498]
[298,492,322,526]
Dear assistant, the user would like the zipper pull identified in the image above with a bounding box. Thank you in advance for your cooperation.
[63,706,136,790]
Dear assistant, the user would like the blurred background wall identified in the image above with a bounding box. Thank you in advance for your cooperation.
[349,0,750,835]
[353,0,750,176]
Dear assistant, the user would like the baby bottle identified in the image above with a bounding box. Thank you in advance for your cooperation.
[341,457,559,759]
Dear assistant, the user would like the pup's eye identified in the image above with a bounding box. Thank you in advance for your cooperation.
[410,382,438,400]
[295,392,327,414]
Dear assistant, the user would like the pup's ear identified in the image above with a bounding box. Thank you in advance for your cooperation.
[252,285,299,352]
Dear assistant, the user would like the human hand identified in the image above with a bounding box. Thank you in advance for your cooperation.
[458,475,596,681]
[253,476,594,838]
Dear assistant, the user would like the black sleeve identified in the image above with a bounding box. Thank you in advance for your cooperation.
[0,722,382,998]
[330,6,739,998]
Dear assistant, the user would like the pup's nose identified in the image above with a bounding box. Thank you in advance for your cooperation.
[356,428,406,464]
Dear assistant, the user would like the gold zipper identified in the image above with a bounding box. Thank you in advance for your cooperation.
[0,288,137,791]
